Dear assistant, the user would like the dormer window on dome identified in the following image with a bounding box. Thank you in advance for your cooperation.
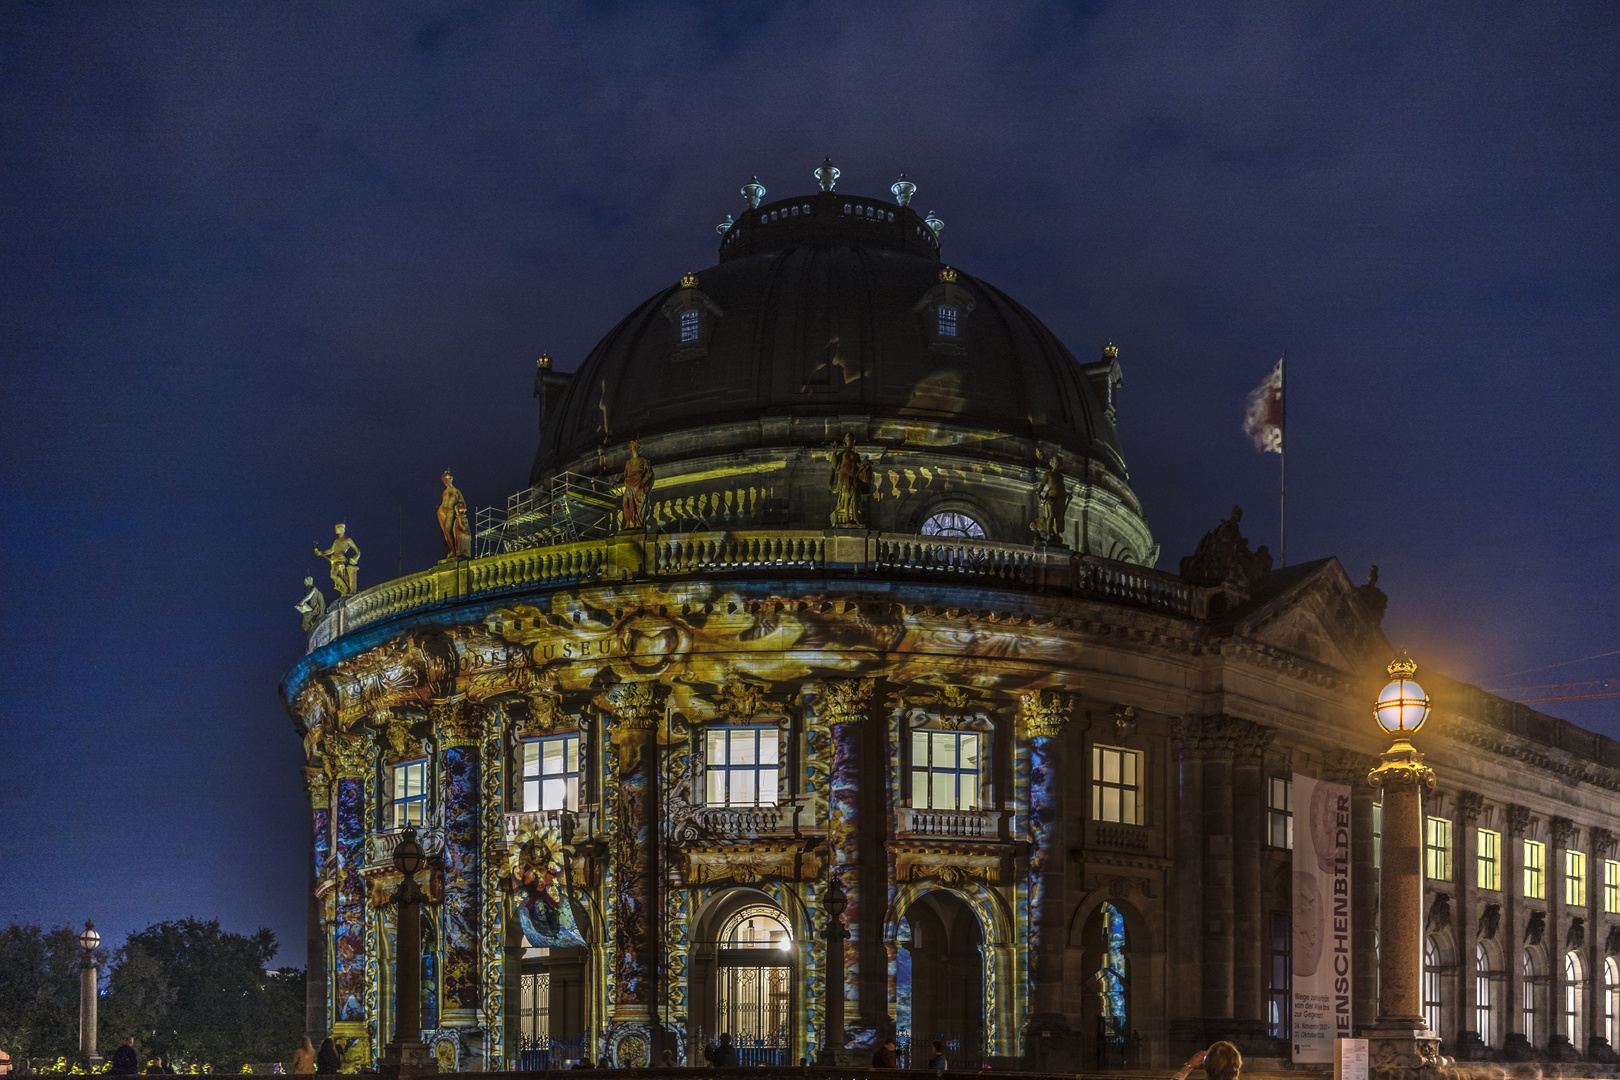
[914,266,975,356]
[662,272,724,361]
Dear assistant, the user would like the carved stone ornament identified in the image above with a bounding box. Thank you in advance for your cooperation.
[1455,790,1485,825]
[1593,827,1617,858]
[713,681,767,722]
[324,729,375,777]
[1109,704,1139,741]
[1367,742,1436,793]
[893,846,1003,886]
[815,677,874,725]
[1605,925,1620,958]
[1320,748,1379,786]
[684,845,814,886]
[430,697,480,745]
[1178,504,1272,592]
[1525,910,1547,946]
[1020,689,1075,738]
[909,684,975,713]
[1172,713,1269,760]
[1426,892,1452,934]
[606,680,669,729]
[1551,815,1575,848]
[523,693,568,734]
[1478,903,1500,941]
[380,711,417,759]
[302,766,331,809]
[1568,916,1586,952]
[1506,804,1532,837]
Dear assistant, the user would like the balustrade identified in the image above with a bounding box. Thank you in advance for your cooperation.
[895,806,999,840]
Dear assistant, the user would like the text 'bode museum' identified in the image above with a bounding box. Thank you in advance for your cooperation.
[283,162,1620,1073]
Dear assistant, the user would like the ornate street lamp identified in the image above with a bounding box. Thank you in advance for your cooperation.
[381,828,433,1077]
[817,877,850,1066]
[78,921,102,1068]
[1366,652,1442,1070]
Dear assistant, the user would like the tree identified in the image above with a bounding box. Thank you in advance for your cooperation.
[0,924,94,1062]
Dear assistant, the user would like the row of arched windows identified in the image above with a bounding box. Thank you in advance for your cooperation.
[1426,934,1620,1048]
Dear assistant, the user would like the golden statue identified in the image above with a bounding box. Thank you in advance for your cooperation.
[828,434,872,527]
[438,471,472,558]
[1030,452,1068,543]
[313,523,361,596]
[296,576,326,632]
[621,441,654,530]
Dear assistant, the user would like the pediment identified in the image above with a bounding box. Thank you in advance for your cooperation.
[1234,559,1389,676]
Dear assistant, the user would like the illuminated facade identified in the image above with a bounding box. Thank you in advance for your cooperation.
[282,174,1620,1071]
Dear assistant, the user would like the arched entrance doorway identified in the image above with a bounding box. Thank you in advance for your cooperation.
[716,904,794,1064]
[1078,902,1130,1067]
[904,891,985,1065]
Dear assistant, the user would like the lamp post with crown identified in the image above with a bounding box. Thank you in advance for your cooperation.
[380,828,434,1077]
[817,877,850,1066]
[78,921,102,1069]
[1365,652,1444,1073]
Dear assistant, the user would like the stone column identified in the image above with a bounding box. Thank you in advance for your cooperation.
[326,728,377,1059]
[1322,751,1379,1035]
[1503,805,1532,1060]
[1232,724,1274,1042]
[1453,792,1484,1058]
[431,697,484,1027]
[602,680,667,1064]
[1171,716,1239,1042]
[1588,828,1615,1061]
[815,677,876,1045]
[1170,723,1207,1043]
[1548,816,1574,1059]
[1020,689,1076,1063]
[1365,740,1440,1074]
[305,766,334,1040]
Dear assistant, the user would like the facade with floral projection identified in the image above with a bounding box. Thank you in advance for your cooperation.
[282,170,1620,1072]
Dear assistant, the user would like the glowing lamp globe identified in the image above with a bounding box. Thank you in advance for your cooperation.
[392,827,426,877]
[1374,652,1430,735]
[78,922,99,952]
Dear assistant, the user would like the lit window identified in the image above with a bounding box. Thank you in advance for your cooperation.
[1476,943,1492,1047]
[705,726,779,807]
[937,305,958,337]
[392,759,430,828]
[1525,840,1546,899]
[1606,957,1619,1045]
[1606,860,1620,914]
[679,309,700,343]
[912,729,980,810]
[1373,798,1383,869]
[1268,777,1293,849]
[1267,912,1291,1038]
[1423,936,1442,1035]
[1091,745,1140,825]
[1426,817,1453,882]
[1567,850,1587,908]
[1478,829,1501,890]
[919,511,985,538]
[521,734,580,812]
[1567,952,1584,1041]
[1523,951,1537,1041]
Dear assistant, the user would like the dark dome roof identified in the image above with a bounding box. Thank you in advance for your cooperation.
[531,190,1126,482]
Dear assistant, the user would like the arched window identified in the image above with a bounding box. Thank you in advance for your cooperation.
[718,905,793,1059]
[1423,936,1443,1035]
[680,309,700,343]
[937,305,959,338]
[920,511,985,539]
[1523,951,1537,1043]
[1566,951,1585,1043]
[1476,942,1492,1046]
[1605,957,1618,1046]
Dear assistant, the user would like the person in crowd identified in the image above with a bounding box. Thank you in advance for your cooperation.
[658,1049,675,1067]
[290,1036,317,1075]
[704,1034,737,1067]
[872,1037,899,1069]
[568,1058,593,1069]
[597,1057,612,1068]
[109,1037,139,1075]
[315,1036,342,1075]
[1174,1042,1241,1080]
[926,1040,948,1070]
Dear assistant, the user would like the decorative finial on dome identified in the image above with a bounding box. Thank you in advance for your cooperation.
[1102,342,1118,360]
[1387,650,1418,680]
[742,175,766,209]
[815,157,840,193]
[680,271,698,289]
[891,173,916,207]
[537,353,551,370]
[938,266,957,284]
[923,209,944,236]
[717,213,734,236]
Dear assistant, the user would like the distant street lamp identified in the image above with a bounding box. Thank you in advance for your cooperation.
[817,877,849,1066]
[1367,652,1443,1070]
[78,921,102,1069]
[381,828,433,1077]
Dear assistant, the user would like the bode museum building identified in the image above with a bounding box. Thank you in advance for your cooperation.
[280,166,1620,1072]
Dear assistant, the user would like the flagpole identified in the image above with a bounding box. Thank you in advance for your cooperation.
[1280,351,1287,569]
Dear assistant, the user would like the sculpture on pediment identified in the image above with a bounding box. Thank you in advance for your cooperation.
[827,434,872,527]
[313,524,361,596]
[1178,505,1271,592]
[296,577,326,632]
[1356,565,1388,625]
[438,472,472,559]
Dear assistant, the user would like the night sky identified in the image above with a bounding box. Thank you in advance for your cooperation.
[2,4,1616,967]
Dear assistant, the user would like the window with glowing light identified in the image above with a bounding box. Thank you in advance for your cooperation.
[679,309,700,343]
[521,734,580,813]
[1523,951,1537,1041]
[1525,840,1547,899]
[392,759,430,828]
[1091,745,1140,825]
[1426,817,1453,882]
[1567,850,1588,907]
[1476,943,1494,1047]
[912,729,980,810]
[1268,777,1293,849]
[1606,860,1620,914]
[919,511,985,538]
[937,305,959,337]
[1478,829,1501,890]
[705,725,780,807]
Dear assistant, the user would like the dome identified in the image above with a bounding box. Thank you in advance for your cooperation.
[530,189,1130,485]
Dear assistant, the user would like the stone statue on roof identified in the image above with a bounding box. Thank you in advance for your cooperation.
[438,471,472,559]
[314,524,361,596]
[621,441,655,530]
[1179,505,1271,592]
[1030,452,1068,544]
[296,576,326,632]
[828,434,872,528]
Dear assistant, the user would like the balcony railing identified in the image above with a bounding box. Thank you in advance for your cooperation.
[368,827,444,868]
[503,807,600,844]
[305,529,1208,652]
[894,806,1001,840]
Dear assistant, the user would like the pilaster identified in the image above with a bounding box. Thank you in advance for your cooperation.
[1232,723,1275,1042]
[1548,816,1573,1060]
[815,676,876,1046]
[602,679,667,1040]
[1020,688,1076,1064]
[1453,791,1484,1058]
[1503,805,1533,1060]
[431,696,484,1028]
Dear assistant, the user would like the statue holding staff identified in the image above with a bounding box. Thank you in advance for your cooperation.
[621,440,654,530]
[313,523,361,596]
[828,433,872,527]
[438,471,472,558]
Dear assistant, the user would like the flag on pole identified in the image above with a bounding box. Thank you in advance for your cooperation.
[1243,358,1284,453]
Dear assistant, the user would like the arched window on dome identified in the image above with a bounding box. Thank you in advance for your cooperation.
[937,305,958,338]
[913,270,974,355]
[920,511,985,539]
[661,275,723,361]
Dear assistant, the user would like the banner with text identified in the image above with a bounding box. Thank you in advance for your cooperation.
[1292,773,1353,1063]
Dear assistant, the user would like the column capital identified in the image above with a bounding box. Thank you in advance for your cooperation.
[1551,815,1575,849]
[303,766,331,808]
[1171,712,1266,760]
[1455,790,1485,825]
[1367,741,1435,792]
[605,680,668,730]
[430,696,481,746]
[324,729,375,777]
[1320,748,1381,786]
[1019,689,1075,739]
[814,676,875,725]
[1506,804,1532,837]
[1591,827,1616,858]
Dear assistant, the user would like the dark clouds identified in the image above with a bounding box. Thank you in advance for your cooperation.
[1,2,1615,964]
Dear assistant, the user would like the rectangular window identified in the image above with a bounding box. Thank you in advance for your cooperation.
[705,725,780,807]
[1373,798,1383,869]
[1426,817,1454,882]
[1267,912,1291,1039]
[679,309,700,343]
[1268,777,1293,849]
[1606,860,1620,914]
[1090,744,1140,825]
[1567,850,1588,908]
[1524,840,1546,900]
[913,730,981,811]
[937,305,958,337]
[1478,828,1502,891]
[392,759,429,828]
[521,734,580,812]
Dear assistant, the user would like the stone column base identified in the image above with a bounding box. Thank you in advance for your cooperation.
[1546,1033,1582,1062]
[379,1040,435,1077]
[1502,1032,1536,1061]
[1452,1030,1486,1061]
[1364,1021,1443,1077]
[1588,1036,1619,1064]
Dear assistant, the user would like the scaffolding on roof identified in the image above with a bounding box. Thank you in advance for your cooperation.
[475,472,620,555]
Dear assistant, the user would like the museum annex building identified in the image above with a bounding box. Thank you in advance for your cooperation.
[280,170,1620,1072]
